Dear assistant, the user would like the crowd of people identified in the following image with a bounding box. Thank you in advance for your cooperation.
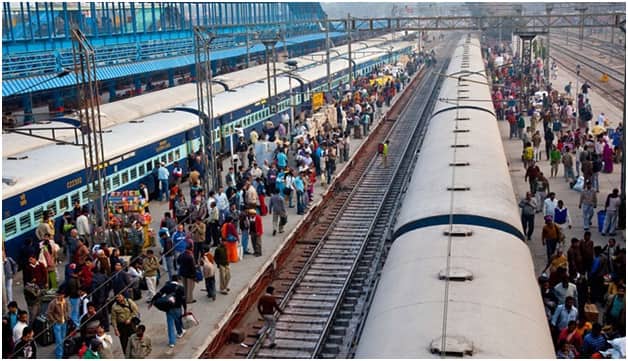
[487,42,625,358]
[2,53,426,358]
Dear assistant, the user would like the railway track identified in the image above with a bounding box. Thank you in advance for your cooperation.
[552,31,625,57]
[550,42,625,110]
[551,41,624,83]
[236,48,453,359]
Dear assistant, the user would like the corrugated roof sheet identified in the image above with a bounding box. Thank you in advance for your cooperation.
[2,32,344,97]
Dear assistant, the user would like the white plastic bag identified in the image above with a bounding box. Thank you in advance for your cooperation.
[182,312,199,329]
[572,176,584,192]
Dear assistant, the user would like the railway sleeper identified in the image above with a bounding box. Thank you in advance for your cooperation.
[288,299,336,309]
[309,264,352,271]
[301,276,346,284]
[306,270,350,278]
[278,314,329,324]
[275,322,325,333]
[291,294,338,302]
[322,343,341,355]
[330,326,348,337]
[274,330,321,341]
[255,348,312,359]
[294,288,341,296]
[298,281,348,289]
[283,307,332,316]
[272,339,317,351]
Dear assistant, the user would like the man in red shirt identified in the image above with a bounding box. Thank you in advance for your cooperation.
[257,287,283,348]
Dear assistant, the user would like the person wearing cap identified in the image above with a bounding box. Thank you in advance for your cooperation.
[47,288,71,358]
[542,215,561,263]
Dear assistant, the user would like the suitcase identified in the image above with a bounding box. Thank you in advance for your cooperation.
[33,315,55,346]
[63,337,81,357]
[584,303,600,323]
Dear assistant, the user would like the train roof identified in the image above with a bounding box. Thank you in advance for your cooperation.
[3,109,199,199]
[3,32,405,157]
[3,39,414,200]
[355,35,554,358]
[178,40,415,116]
[356,226,555,358]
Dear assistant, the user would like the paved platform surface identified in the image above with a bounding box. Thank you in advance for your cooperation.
[500,61,625,278]
[10,80,408,358]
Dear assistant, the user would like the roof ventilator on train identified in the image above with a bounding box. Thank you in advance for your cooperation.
[429,335,474,357]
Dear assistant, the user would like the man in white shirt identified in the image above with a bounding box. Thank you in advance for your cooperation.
[215,187,229,222]
[13,310,29,344]
[553,276,578,307]
[551,296,578,330]
[76,210,91,241]
[543,192,558,218]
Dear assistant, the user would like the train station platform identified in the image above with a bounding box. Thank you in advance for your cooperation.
[9,72,411,358]
[499,62,625,278]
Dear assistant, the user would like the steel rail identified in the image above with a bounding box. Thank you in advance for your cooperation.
[246,65,427,358]
[551,41,624,83]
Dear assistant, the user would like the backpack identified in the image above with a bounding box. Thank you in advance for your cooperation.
[378,143,385,154]
[153,292,176,312]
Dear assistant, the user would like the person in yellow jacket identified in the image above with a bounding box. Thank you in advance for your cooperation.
[382,140,390,168]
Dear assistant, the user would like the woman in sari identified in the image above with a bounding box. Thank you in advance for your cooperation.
[602,140,614,173]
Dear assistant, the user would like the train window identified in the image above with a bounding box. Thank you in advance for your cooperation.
[168,151,174,163]
[82,188,90,202]
[59,197,69,211]
[47,202,57,216]
[161,155,167,164]
[138,164,146,176]
[121,171,129,184]
[33,207,44,223]
[4,219,17,237]
[71,192,80,206]
[174,149,181,160]
[130,168,137,180]
[19,213,31,230]
[146,161,153,172]
[112,174,120,188]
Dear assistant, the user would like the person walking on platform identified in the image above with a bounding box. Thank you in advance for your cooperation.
[257,286,283,349]
[47,288,71,359]
[157,163,170,202]
[269,190,287,236]
[542,215,561,263]
[553,200,572,232]
[177,245,197,304]
[578,181,597,231]
[215,242,230,295]
[519,192,537,241]
[602,188,621,236]
[149,275,186,348]
[200,251,216,301]
[126,324,151,358]
[247,209,264,257]
[544,127,554,162]
[111,293,140,355]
